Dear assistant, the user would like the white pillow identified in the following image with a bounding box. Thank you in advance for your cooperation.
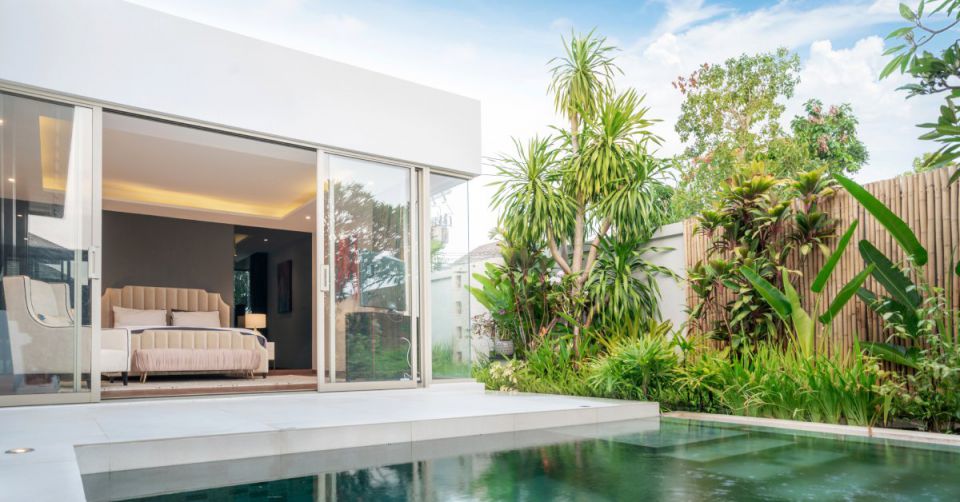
[113,306,167,328]
[171,310,221,328]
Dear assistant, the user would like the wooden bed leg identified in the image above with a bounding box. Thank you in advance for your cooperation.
[121,372,128,386]
[140,373,148,384]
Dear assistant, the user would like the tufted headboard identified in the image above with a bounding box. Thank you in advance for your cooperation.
[101,286,231,329]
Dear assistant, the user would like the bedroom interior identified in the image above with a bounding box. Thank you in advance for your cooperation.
[96,111,319,398]
[0,91,439,400]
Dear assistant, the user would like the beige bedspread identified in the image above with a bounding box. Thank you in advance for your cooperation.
[132,348,262,373]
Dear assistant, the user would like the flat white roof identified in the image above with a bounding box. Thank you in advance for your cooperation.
[0,0,481,175]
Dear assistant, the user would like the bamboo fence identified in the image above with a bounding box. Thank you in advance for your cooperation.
[683,167,960,356]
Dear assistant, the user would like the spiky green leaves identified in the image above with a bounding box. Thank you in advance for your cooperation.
[548,29,620,124]
[571,89,660,202]
[490,136,574,247]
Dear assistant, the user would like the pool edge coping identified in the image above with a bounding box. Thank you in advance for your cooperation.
[665,411,960,448]
[74,399,660,475]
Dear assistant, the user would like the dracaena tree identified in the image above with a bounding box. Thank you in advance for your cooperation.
[491,31,670,357]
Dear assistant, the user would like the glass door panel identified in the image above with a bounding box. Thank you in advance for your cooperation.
[325,156,417,384]
[0,91,93,401]
[428,174,471,378]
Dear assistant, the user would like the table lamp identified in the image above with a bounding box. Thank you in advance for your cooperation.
[244,313,267,335]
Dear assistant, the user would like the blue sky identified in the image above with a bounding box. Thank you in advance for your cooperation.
[129,0,936,241]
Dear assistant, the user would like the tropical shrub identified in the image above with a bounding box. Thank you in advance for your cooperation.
[468,238,560,357]
[687,162,840,350]
[475,359,525,393]
[674,341,900,426]
[834,173,960,432]
[586,321,678,401]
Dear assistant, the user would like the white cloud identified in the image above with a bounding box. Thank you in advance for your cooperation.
[648,0,731,37]
[792,37,939,181]
[644,33,682,66]
[550,17,574,32]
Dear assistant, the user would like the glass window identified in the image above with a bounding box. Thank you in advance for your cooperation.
[0,91,91,397]
[429,174,470,379]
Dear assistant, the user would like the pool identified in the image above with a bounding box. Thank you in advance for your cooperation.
[83,417,960,501]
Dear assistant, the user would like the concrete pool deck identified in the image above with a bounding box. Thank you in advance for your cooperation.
[0,383,657,501]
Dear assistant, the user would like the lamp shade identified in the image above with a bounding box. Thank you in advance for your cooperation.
[244,313,267,329]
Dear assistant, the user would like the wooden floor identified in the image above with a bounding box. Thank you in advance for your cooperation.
[101,370,317,399]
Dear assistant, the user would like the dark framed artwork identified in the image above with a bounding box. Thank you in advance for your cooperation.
[277,260,293,313]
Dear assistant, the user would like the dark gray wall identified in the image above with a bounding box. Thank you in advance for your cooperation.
[266,236,312,369]
[102,211,235,309]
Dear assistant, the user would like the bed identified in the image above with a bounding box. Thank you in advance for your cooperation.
[101,286,268,383]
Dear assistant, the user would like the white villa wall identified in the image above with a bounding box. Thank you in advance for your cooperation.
[0,0,480,175]
[640,222,687,333]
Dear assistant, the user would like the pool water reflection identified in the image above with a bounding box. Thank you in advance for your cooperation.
[86,418,960,501]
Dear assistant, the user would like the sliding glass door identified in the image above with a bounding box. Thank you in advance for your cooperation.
[322,155,418,387]
[0,90,97,405]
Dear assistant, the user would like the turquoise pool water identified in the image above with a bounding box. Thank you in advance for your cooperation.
[86,418,960,501]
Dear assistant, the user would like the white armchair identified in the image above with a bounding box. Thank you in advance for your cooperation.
[2,275,89,384]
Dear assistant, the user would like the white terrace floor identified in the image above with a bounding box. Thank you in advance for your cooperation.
[0,382,657,501]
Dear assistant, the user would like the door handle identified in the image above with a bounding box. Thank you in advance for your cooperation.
[320,264,330,291]
[88,246,100,279]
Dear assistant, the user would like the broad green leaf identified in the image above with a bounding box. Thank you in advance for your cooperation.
[835,174,927,265]
[859,240,922,308]
[811,219,858,293]
[861,341,921,369]
[740,266,791,321]
[782,269,814,355]
[899,3,916,21]
[856,287,920,338]
[819,264,874,324]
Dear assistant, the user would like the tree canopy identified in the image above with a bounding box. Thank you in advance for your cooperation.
[670,49,868,219]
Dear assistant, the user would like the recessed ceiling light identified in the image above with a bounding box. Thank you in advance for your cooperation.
[263,238,269,242]
[5,447,33,454]
[305,215,311,220]
[0,118,5,126]
[7,178,14,183]
[16,214,22,218]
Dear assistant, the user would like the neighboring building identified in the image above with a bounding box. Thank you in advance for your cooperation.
[0,0,479,406]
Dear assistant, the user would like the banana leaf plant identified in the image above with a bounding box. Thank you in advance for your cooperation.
[833,174,959,367]
[739,219,873,355]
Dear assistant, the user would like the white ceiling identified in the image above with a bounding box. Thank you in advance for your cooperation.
[103,112,317,231]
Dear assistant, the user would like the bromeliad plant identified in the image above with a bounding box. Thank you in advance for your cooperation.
[687,162,840,350]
